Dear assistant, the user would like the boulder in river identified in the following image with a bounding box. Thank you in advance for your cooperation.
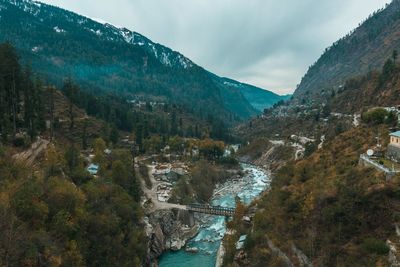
[185,247,199,253]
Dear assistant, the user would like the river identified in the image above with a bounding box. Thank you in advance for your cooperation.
[159,164,270,267]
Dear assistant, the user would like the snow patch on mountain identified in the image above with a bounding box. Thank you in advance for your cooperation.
[4,0,194,70]
[53,26,65,33]
[223,81,241,88]
[7,0,41,16]
[77,18,88,25]
[31,46,42,53]
[120,28,134,43]
[116,27,193,69]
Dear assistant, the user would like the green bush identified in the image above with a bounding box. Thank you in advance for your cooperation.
[217,156,239,166]
[13,136,26,147]
[361,238,389,255]
[304,142,318,157]
[71,167,92,185]
[361,108,397,125]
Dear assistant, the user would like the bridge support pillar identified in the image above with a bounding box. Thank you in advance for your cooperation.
[176,209,195,227]
[188,211,195,227]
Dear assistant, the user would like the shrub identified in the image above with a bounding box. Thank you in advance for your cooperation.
[13,136,26,147]
[304,141,318,157]
[361,238,389,255]
[217,156,239,166]
[361,108,396,125]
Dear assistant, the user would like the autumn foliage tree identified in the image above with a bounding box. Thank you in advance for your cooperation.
[196,139,225,160]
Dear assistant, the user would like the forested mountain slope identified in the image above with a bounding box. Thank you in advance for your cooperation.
[219,77,291,112]
[295,0,400,99]
[227,125,400,267]
[0,42,147,267]
[330,60,400,114]
[0,0,286,121]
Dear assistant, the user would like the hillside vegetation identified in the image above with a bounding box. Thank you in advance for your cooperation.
[0,144,146,267]
[228,19,400,265]
[331,57,400,113]
[0,0,286,121]
[226,125,400,266]
[0,41,148,266]
[0,41,251,266]
[295,0,400,99]
[236,53,400,147]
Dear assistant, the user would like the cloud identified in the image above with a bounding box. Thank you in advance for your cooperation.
[40,0,391,94]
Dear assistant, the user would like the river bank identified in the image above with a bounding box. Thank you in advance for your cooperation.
[215,240,225,267]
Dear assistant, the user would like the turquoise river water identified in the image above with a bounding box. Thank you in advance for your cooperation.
[159,164,270,267]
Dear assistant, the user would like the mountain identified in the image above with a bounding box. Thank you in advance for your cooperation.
[294,0,400,98]
[0,0,284,121]
[219,77,291,112]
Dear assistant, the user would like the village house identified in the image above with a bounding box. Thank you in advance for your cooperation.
[359,131,400,180]
[87,163,99,175]
[387,131,400,162]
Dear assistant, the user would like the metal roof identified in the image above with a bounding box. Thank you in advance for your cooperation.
[390,131,400,138]
[87,164,99,175]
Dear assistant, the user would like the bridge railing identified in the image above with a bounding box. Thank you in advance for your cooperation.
[187,204,235,216]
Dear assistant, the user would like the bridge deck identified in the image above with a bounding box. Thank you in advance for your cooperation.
[187,204,235,216]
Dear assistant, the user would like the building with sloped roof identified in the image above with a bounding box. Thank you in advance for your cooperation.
[387,131,400,162]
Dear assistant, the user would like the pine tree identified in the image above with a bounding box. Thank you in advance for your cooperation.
[170,109,178,135]
[63,78,78,130]
[135,124,143,151]
[393,49,398,64]
[49,86,55,141]
[22,65,36,141]
[82,119,88,149]
[34,77,45,133]
[110,125,119,145]
[0,43,21,138]
[65,145,80,172]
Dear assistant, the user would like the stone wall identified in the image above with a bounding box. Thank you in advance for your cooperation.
[359,154,399,180]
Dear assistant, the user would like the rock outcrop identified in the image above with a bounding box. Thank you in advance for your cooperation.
[146,209,199,266]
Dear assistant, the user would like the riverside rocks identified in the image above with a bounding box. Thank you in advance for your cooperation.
[146,209,199,266]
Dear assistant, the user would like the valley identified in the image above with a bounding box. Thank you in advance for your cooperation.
[2,0,400,267]
[159,164,270,267]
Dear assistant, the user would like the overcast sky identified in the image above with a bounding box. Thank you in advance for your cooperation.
[40,0,391,95]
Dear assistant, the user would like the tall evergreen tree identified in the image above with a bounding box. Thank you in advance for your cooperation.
[22,65,36,140]
[63,78,78,130]
[110,124,119,145]
[0,43,21,139]
[49,86,55,141]
[82,119,88,149]
[170,109,178,135]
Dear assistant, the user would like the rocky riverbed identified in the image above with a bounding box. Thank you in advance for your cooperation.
[158,163,271,267]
